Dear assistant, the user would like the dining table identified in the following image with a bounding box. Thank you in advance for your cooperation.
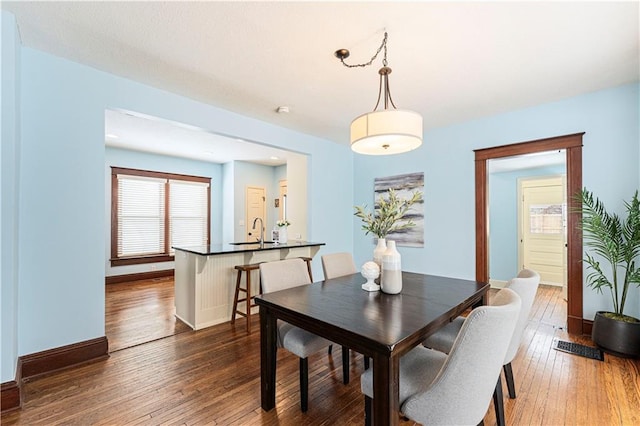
[255,271,490,425]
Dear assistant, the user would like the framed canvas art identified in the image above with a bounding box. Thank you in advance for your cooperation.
[374,172,424,247]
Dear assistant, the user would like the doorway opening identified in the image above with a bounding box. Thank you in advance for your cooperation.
[475,133,584,335]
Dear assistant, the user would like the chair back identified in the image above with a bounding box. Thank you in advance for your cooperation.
[260,258,311,294]
[321,252,357,279]
[402,288,521,425]
[503,268,541,363]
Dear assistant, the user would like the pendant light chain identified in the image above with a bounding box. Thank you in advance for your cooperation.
[336,32,396,111]
[337,32,389,68]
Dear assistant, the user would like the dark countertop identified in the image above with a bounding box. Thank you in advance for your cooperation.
[173,241,325,256]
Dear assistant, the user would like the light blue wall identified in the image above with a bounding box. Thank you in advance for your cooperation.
[232,161,280,241]
[275,165,287,182]
[354,82,639,320]
[310,140,355,279]
[105,147,223,277]
[1,11,20,382]
[6,36,353,364]
[489,165,565,282]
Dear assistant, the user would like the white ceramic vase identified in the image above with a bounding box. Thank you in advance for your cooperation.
[279,226,288,244]
[381,240,402,294]
[373,237,387,267]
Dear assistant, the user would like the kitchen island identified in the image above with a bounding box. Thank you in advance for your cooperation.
[173,241,325,330]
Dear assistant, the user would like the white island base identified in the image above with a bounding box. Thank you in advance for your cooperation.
[174,242,323,330]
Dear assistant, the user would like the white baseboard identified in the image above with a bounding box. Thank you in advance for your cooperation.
[491,278,563,289]
[489,279,508,289]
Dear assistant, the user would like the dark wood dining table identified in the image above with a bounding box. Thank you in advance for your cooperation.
[255,271,490,425]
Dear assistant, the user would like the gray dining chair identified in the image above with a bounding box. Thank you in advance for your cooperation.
[360,288,522,426]
[259,258,347,412]
[321,252,357,280]
[423,268,541,426]
[321,252,368,373]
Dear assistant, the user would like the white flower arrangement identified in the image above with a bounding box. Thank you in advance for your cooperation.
[276,220,291,227]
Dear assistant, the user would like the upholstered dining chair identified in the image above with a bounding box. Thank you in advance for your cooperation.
[423,268,541,426]
[360,288,522,426]
[321,252,368,374]
[259,258,347,412]
[321,252,357,280]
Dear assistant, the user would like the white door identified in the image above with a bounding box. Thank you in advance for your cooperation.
[246,186,266,241]
[519,176,567,292]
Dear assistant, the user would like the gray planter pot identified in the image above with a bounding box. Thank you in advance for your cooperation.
[591,311,640,358]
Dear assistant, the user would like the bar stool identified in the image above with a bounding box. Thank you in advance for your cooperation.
[231,257,313,334]
[231,262,261,334]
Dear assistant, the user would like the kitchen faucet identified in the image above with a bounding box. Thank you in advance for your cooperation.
[252,217,264,246]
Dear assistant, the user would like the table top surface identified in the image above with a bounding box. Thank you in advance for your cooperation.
[172,241,325,256]
[255,272,489,354]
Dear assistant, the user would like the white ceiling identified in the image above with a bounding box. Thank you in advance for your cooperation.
[3,1,639,165]
[104,109,294,166]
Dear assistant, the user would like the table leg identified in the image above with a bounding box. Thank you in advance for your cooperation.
[260,305,277,410]
[472,291,489,309]
[372,353,400,426]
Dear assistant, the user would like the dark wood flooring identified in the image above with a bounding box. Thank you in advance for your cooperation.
[2,282,639,425]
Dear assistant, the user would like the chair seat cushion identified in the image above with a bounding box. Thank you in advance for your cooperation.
[422,317,464,354]
[360,346,447,404]
[278,321,331,359]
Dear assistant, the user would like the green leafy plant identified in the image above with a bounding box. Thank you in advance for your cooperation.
[276,220,290,227]
[354,188,422,239]
[580,188,640,322]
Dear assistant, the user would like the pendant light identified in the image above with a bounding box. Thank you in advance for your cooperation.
[335,32,423,155]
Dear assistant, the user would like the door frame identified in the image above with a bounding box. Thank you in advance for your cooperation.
[474,132,584,334]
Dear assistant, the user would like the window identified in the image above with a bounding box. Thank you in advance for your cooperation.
[111,167,210,266]
[529,204,564,234]
[169,179,209,253]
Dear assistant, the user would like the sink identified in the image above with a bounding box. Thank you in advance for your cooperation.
[229,241,276,245]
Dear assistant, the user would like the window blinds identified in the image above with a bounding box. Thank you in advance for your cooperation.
[169,180,209,253]
[117,175,166,257]
[116,173,210,259]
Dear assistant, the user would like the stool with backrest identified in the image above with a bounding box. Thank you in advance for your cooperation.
[259,258,346,412]
[360,288,522,426]
[422,268,541,426]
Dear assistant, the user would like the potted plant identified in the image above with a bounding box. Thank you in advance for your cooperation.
[354,188,422,265]
[579,188,640,358]
[354,188,422,238]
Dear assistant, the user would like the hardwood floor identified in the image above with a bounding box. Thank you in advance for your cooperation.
[105,277,191,352]
[3,284,639,425]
